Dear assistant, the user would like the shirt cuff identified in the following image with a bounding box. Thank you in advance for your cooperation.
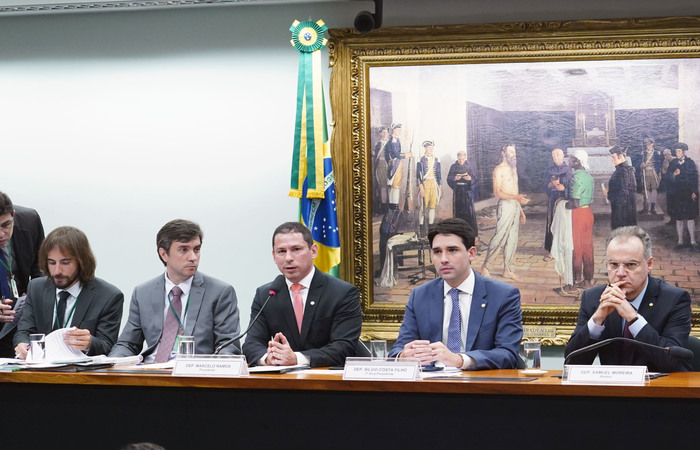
[257,354,268,366]
[587,317,605,339]
[628,315,647,337]
[460,353,474,370]
[295,352,310,366]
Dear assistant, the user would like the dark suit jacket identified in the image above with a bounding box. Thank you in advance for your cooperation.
[388,272,523,370]
[14,277,124,356]
[243,270,362,367]
[109,271,240,358]
[564,276,691,372]
[0,206,45,357]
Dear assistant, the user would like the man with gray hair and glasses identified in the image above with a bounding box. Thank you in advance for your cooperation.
[565,226,691,372]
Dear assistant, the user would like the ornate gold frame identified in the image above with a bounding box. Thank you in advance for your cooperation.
[328,17,700,343]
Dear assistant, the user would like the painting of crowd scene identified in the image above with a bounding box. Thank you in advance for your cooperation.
[369,58,700,307]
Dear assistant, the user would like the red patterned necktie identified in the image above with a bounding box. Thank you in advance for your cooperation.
[155,286,183,363]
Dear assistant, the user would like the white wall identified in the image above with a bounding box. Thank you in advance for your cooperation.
[1,0,699,365]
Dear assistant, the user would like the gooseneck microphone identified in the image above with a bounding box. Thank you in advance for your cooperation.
[563,336,694,366]
[214,281,284,355]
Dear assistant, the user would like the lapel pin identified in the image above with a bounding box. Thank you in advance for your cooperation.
[648,303,653,307]
[310,301,315,306]
[481,303,486,308]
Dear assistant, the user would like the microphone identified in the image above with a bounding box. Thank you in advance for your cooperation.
[564,336,693,366]
[213,280,284,355]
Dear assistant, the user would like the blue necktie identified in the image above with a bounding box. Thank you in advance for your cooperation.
[446,288,461,353]
[0,252,11,299]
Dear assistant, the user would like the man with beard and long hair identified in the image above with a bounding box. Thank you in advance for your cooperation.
[480,143,530,281]
[13,226,123,359]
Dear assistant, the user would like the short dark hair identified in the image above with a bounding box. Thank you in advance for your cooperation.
[0,192,14,217]
[156,219,203,266]
[39,226,96,283]
[606,225,652,260]
[272,222,313,249]
[428,218,476,250]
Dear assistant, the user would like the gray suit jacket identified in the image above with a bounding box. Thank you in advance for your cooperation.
[14,276,124,356]
[109,271,240,357]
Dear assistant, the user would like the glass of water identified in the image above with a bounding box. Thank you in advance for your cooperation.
[370,339,387,360]
[523,341,541,371]
[176,335,195,358]
[29,333,46,362]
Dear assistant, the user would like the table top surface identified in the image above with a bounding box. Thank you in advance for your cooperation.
[3,368,700,399]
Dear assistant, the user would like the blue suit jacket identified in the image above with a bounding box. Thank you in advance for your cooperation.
[389,271,523,370]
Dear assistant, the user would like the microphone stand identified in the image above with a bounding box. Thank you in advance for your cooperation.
[564,336,693,366]
[214,288,279,355]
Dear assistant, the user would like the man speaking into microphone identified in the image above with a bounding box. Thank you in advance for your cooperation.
[565,226,691,372]
[243,222,362,368]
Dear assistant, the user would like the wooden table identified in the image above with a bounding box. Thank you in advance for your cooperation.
[2,369,699,449]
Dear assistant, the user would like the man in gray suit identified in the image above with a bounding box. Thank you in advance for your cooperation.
[14,226,123,358]
[110,219,240,362]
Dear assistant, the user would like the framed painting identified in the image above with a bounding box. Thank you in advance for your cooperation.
[328,17,700,344]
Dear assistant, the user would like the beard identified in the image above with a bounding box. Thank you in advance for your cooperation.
[51,272,79,289]
[507,155,517,166]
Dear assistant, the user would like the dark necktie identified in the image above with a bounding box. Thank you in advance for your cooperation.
[0,252,11,299]
[155,286,183,363]
[54,290,71,330]
[620,315,635,365]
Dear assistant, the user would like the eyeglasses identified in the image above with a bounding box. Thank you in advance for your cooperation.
[606,261,641,272]
[0,220,13,233]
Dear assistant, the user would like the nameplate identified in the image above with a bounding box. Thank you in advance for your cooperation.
[523,325,557,339]
[343,357,419,381]
[563,365,647,385]
[172,355,249,377]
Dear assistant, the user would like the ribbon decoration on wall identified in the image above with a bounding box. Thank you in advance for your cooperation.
[289,19,340,275]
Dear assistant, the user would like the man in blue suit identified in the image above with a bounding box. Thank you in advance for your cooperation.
[389,218,523,369]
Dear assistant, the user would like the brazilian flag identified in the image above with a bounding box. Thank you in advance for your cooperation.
[289,20,340,276]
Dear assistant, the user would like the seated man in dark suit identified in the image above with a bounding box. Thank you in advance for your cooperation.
[243,222,362,368]
[110,219,240,362]
[565,226,691,372]
[0,192,45,357]
[389,218,523,369]
[14,226,123,358]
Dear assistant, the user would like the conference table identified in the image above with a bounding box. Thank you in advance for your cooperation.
[2,368,699,449]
